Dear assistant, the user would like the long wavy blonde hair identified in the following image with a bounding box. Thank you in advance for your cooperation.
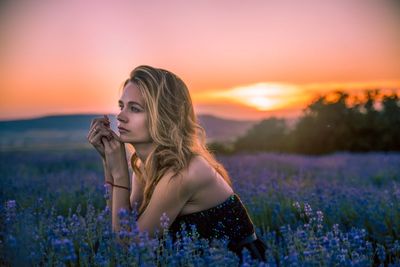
[122,65,232,217]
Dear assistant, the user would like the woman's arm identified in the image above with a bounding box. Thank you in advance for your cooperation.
[102,158,113,210]
[111,168,131,232]
[133,169,194,239]
[130,171,145,215]
[108,158,194,244]
[87,115,114,209]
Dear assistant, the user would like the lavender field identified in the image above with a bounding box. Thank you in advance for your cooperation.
[1,149,400,266]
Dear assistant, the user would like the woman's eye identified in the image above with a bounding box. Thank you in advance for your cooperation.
[118,105,140,112]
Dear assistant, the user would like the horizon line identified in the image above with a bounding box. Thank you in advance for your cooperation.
[0,112,273,123]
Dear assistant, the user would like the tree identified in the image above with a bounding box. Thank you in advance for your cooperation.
[291,92,353,154]
[380,93,400,150]
[233,118,288,152]
[230,89,400,154]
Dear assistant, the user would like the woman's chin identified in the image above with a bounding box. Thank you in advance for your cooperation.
[119,136,138,144]
[118,135,131,142]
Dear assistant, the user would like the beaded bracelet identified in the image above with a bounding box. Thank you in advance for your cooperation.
[105,181,130,191]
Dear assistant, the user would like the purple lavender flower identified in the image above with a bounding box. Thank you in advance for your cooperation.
[160,212,170,230]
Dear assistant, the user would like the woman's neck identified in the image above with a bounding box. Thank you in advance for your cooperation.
[132,142,156,165]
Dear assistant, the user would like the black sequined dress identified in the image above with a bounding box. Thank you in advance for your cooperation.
[168,193,266,262]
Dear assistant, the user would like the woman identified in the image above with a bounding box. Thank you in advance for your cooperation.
[87,65,266,262]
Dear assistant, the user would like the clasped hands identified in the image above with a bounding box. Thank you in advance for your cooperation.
[87,115,130,186]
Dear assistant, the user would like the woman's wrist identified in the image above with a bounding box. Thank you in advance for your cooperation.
[106,169,130,188]
[104,181,130,190]
[111,166,130,186]
[102,161,114,184]
[112,178,130,188]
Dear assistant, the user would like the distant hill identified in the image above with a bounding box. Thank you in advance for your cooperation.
[197,114,257,142]
[0,114,258,150]
[0,114,98,131]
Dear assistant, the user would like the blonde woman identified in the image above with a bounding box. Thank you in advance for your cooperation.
[87,65,266,262]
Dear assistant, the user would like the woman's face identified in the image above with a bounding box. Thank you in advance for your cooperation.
[117,82,152,144]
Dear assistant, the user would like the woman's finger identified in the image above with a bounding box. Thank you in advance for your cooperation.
[103,114,110,123]
[89,121,110,137]
[95,119,110,128]
[90,129,112,144]
[89,121,110,139]
[88,126,103,139]
[90,117,109,128]
[87,126,98,140]
[103,136,111,151]
[109,130,122,142]
[87,125,99,139]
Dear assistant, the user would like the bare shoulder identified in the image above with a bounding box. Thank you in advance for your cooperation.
[184,154,233,195]
[185,155,215,185]
[177,155,234,215]
[157,155,233,207]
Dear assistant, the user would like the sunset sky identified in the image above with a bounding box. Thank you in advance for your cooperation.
[1,0,399,121]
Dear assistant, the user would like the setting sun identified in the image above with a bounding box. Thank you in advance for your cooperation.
[246,97,280,111]
[200,83,304,111]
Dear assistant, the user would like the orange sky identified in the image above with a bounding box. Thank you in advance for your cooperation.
[0,0,399,121]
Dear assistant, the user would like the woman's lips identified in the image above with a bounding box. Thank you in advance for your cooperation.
[118,126,129,133]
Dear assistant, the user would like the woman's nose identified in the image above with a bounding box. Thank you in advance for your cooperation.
[117,111,127,123]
